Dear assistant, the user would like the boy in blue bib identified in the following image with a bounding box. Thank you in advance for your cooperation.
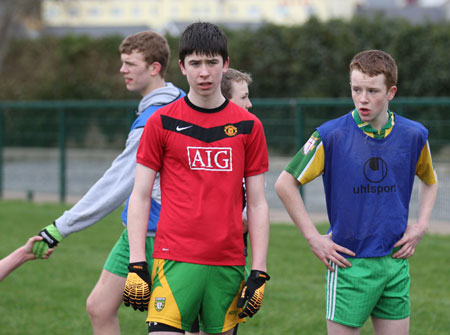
[276,50,438,335]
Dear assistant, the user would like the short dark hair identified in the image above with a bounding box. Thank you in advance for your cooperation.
[119,31,170,78]
[350,50,398,89]
[221,68,252,99]
[179,22,228,66]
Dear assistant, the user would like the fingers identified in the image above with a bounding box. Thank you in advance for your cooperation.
[25,236,43,253]
[337,246,356,258]
[41,248,54,259]
[393,234,418,259]
[333,255,352,268]
[237,287,247,307]
[393,244,416,259]
[393,237,406,248]
[123,273,151,311]
[317,246,354,271]
[29,236,43,243]
[325,253,352,270]
[312,235,355,270]
[322,259,335,272]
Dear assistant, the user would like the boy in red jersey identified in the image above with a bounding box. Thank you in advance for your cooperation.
[275,50,438,335]
[124,22,270,335]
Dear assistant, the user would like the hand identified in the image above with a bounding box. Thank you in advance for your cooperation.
[393,224,427,259]
[237,270,270,318]
[32,223,63,259]
[26,236,54,260]
[308,234,355,271]
[123,262,151,311]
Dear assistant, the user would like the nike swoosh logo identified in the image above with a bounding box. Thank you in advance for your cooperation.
[176,125,193,131]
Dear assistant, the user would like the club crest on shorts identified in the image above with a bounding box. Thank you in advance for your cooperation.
[224,124,238,136]
[302,136,318,154]
[154,297,166,312]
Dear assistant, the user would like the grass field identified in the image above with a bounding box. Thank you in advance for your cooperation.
[0,200,449,334]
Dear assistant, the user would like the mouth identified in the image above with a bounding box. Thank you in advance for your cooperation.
[198,82,212,90]
[124,78,132,84]
[359,107,370,116]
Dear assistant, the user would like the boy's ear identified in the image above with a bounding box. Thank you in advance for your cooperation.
[178,60,186,76]
[223,57,230,74]
[387,85,397,101]
[150,62,162,76]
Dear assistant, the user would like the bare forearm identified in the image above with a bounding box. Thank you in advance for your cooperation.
[127,193,150,263]
[0,247,32,281]
[247,202,269,272]
[275,171,321,242]
[416,177,438,230]
[275,171,355,269]
[127,164,156,263]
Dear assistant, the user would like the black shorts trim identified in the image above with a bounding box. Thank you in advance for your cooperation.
[148,321,184,333]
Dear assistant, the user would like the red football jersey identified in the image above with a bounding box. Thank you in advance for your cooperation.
[137,97,268,265]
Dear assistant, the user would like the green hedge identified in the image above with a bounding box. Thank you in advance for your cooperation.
[1,16,449,101]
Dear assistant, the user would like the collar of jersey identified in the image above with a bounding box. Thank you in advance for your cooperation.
[184,96,229,114]
[352,109,395,139]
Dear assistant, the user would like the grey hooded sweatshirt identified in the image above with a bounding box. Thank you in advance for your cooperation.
[54,83,182,237]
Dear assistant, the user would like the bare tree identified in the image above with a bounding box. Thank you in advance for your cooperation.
[0,0,41,73]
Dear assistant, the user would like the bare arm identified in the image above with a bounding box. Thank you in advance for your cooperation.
[0,236,53,281]
[393,174,438,259]
[275,171,354,271]
[245,173,269,273]
[127,163,156,263]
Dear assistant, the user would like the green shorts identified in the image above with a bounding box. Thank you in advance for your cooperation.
[104,229,155,277]
[147,259,246,333]
[326,252,410,328]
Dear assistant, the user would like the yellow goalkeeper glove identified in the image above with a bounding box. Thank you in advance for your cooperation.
[237,270,270,318]
[123,262,151,311]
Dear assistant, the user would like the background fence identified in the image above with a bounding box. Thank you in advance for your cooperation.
[0,98,449,224]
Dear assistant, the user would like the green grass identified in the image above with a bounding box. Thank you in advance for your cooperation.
[0,200,449,334]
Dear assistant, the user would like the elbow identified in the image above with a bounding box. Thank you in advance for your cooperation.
[275,172,295,199]
[274,177,284,198]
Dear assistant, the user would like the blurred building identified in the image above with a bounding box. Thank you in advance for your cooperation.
[41,0,361,36]
[357,0,450,23]
[40,0,450,37]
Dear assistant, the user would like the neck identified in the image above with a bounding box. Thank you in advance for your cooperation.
[370,110,389,131]
[140,77,166,97]
[187,91,225,109]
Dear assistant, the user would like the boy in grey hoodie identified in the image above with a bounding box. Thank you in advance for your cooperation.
[32,31,184,334]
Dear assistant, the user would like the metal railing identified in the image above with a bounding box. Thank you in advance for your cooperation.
[0,98,449,204]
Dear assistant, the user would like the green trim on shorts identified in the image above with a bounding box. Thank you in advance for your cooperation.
[148,259,246,333]
[104,229,155,277]
[326,253,410,328]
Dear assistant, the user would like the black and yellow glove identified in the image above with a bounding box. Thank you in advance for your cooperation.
[237,270,270,318]
[123,262,151,311]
